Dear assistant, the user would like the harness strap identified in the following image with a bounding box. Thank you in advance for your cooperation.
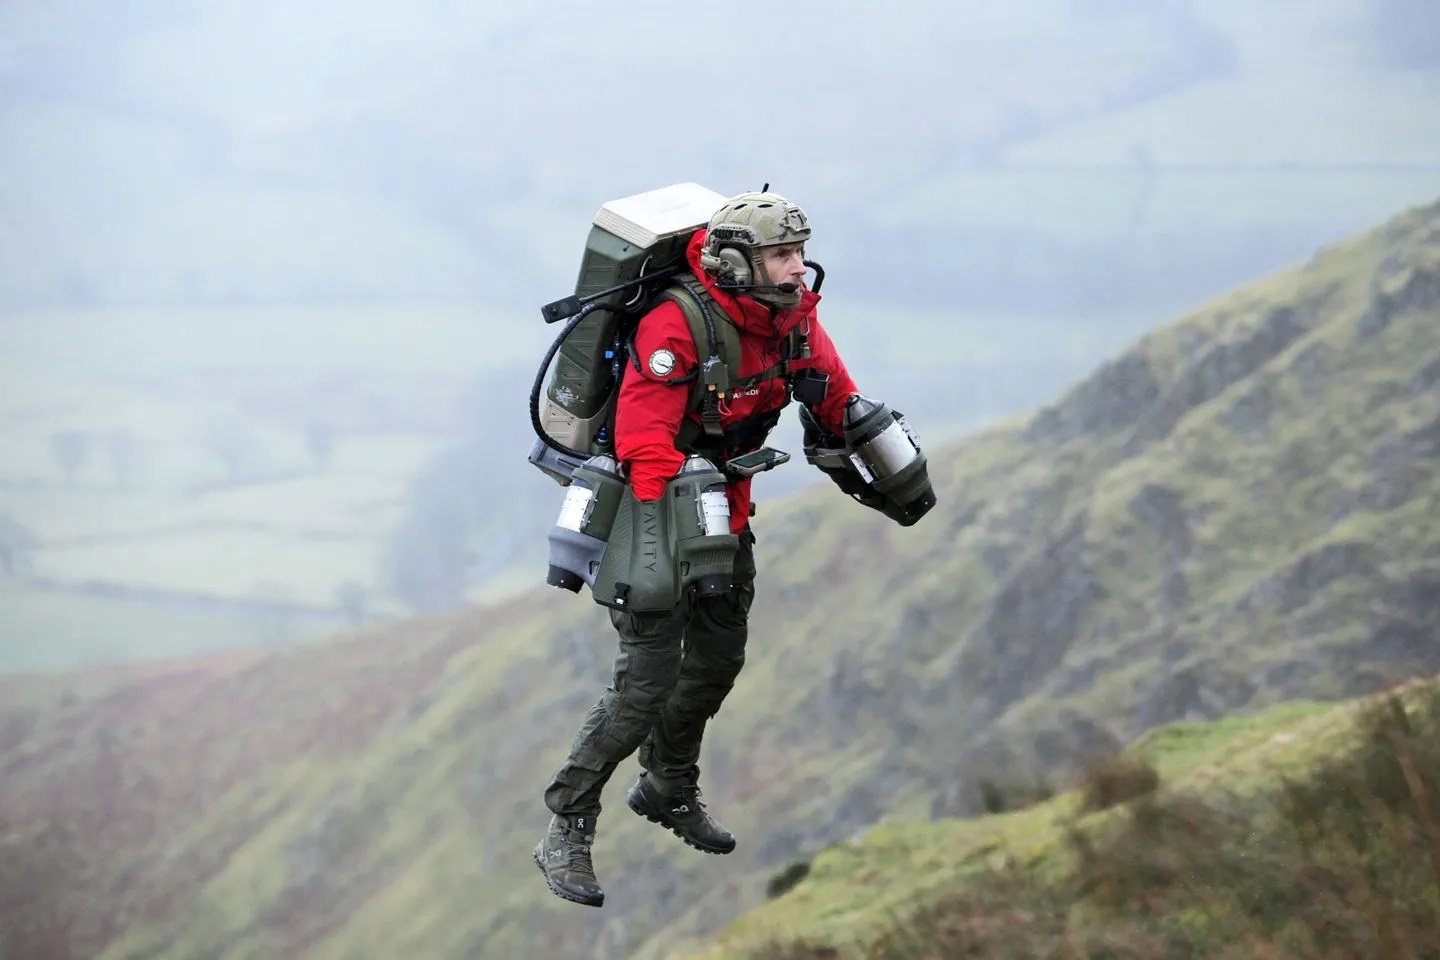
[658,274,806,455]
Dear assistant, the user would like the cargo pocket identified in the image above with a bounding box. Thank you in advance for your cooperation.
[610,605,685,640]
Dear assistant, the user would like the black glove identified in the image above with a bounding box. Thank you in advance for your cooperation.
[801,404,935,527]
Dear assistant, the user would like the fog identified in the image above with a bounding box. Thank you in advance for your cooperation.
[6,1,1438,312]
[1,0,1438,670]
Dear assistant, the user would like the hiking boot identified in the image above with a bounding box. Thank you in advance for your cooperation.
[626,772,736,855]
[532,813,604,907]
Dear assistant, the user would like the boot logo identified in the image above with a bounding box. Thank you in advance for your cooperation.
[672,804,690,815]
[548,848,564,861]
[575,817,585,830]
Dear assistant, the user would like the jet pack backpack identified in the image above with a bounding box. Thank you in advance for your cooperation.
[529,182,824,606]
[526,181,813,487]
[527,182,726,486]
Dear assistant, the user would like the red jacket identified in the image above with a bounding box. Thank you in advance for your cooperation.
[614,229,860,533]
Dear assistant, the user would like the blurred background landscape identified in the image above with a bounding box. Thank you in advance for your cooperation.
[4,0,1437,672]
[2,3,1440,959]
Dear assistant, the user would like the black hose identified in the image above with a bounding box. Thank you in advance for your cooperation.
[530,302,603,459]
[531,259,826,458]
[542,261,685,323]
[531,268,694,459]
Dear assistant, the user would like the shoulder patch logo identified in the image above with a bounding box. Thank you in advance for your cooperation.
[648,349,676,377]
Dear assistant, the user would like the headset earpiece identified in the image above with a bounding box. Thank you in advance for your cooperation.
[714,247,752,287]
[701,244,753,288]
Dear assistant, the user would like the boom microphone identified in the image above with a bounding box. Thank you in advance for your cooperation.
[719,281,800,294]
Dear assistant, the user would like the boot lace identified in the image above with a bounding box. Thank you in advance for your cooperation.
[561,824,595,869]
[675,765,707,808]
[671,782,714,821]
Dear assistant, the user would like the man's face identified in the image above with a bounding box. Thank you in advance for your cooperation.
[757,243,808,290]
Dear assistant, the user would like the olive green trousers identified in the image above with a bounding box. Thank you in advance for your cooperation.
[543,528,756,817]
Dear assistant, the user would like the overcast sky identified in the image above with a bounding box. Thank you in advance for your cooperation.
[2,0,1437,317]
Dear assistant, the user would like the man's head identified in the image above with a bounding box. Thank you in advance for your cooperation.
[699,191,812,308]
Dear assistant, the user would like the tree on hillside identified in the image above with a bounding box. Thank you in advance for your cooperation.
[383,506,471,613]
[378,367,563,613]
[304,420,337,470]
[381,450,479,613]
[202,414,260,484]
[0,514,39,577]
[247,580,298,645]
[103,428,145,487]
[335,579,369,626]
[48,430,91,484]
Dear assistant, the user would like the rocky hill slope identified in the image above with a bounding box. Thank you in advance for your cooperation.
[1,196,1436,960]
[682,676,1440,959]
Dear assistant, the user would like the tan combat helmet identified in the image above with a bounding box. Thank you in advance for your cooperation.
[699,190,812,308]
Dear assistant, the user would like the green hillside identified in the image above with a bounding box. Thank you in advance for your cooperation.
[0,364,461,671]
[0,195,1437,960]
[681,677,1440,959]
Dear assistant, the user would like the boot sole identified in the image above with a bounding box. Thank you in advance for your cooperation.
[532,846,605,908]
[626,793,736,855]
